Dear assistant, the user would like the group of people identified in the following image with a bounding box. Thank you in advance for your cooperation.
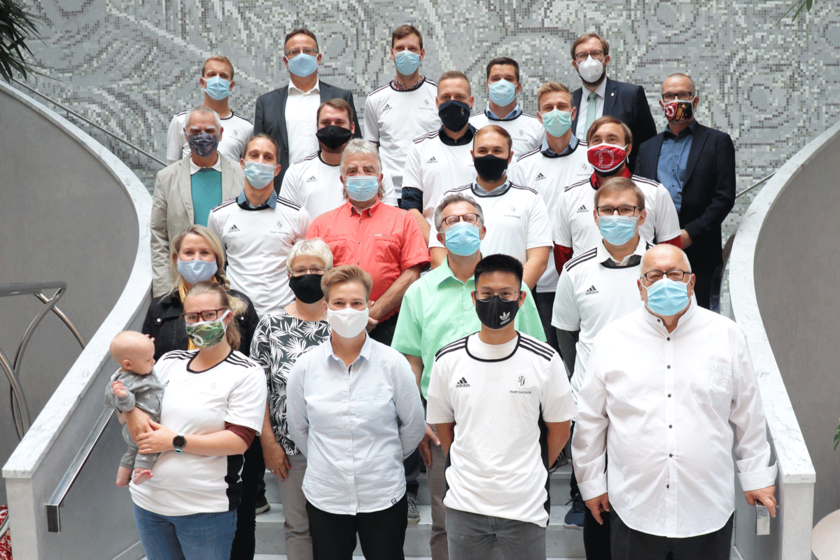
[102,23,779,560]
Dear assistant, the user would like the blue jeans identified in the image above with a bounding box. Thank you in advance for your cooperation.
[445,507,546,560]
[133,504,237,560]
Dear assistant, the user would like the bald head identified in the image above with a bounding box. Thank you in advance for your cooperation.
[662,73,696,95]
[642,244,691,275]
[110,331,155,374]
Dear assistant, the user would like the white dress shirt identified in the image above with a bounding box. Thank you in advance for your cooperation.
[572,302,777,538]
[575,79,607,141]
[286,335,426,515]
[285,79,321,163]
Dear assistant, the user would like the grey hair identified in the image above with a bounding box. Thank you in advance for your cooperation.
[186,104,221,131]
[433,193,484,231]
[287,238,334,273]
[340,139,382,175]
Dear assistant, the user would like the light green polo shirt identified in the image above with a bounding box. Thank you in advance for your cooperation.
[392,257,547,399]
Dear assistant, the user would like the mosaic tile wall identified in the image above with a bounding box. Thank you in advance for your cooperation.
[18,0,840,238]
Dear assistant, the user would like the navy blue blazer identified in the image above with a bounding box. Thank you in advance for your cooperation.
[253,80,362,191]
[636,120,736,270]
[572,77,657,171]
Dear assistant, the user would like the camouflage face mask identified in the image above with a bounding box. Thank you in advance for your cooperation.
[185,310,230,348]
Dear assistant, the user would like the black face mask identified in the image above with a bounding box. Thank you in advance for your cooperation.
[316,125,353,151]
[188,132,219,158]
[474,295,519,329]
[438,100,471,131]
[289,274,324,304]
[473,154,509,182]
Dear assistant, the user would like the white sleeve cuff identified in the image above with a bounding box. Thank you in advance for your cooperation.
[738,463,778,492]
[578,474,608,501]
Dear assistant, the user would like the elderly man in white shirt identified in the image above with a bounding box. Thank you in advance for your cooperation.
[572,244,777,560]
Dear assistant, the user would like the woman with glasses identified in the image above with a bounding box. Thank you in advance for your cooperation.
[251,239,334,560]
[129,282,266,560]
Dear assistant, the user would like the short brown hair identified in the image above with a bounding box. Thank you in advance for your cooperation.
[183,281,245,351]
[570,32,610,60]
[535,82,572,107]
[486,57,520,82]
[594,177,645,209]
[587,115,633,147]
[321,265,373,302]
[391,24,423,49]
[474,124,512,153]
[317,98,355,124]
[201,55,234,80]
[438,70,471,96]
[284,28,319,52]
[244,133,281,160]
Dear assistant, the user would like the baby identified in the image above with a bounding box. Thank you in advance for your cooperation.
[104,331,164,487]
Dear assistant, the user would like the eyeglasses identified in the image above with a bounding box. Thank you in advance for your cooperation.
[442,213,481,228]
[181,308,227,324]
[474,289,521,302]
[291,266,326,277]
[641,270,691,283]
[662,92,694,102]
[285,47,319,57]
[187,126,218,135]
[596,205,641,217]
[574,50,605,62]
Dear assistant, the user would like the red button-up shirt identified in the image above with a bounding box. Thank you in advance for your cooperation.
[307,200,430,320]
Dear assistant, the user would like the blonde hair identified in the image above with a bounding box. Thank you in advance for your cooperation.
[170,225,231,292]
[586,115,633,147]
[535,82,572,107]
[183,281,245,350]
[320,265,373,302]
[594,177,645,209]
[287,238,334,273]
[201,55,234,80]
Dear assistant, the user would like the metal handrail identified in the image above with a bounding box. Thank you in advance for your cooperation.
[9,78,166,167]
[736,172,775,198]
[0,282,87,439]
[0,509,8,539]
[45,407,113,533]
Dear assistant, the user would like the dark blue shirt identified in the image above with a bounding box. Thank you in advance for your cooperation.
[657,123,694,212]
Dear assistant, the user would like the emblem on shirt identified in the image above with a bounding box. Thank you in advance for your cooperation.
[516,375,526,387]
[518,130,524,137]
[384,103,392,111]
[227,224,240,233]
[585,285,599,295]
[455,377,471,388]
[424,99,430,105]
[575,205,588,213]
[580,163,591,173]
[427,156,438,164]
[306,175,317,183]
[511,373,532,394]
[535,173,546,181]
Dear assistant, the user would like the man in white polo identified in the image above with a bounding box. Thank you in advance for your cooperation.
[208,134,311,316]
[573,244,777,560]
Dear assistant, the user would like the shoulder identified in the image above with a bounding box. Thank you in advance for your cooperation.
[434,335,469,362]
[509,182,539,196]
[518,333,556,362]
[445,184,473,196]
[256,86,288,103]
[367,83,391,98]
[516,147,542,163]
[210,197,239,215]
[413,129,440,144]
[518,112,541,122]
[608,78,644,95]
[630,174,665,190]
[159,349,197,366]
[226,111,252,125]
[564,247,598,272]
[277,196,303,212]
[564,177,590,192]
[157,159,188,181]
[226,350,261,370]
[321,81,352,98]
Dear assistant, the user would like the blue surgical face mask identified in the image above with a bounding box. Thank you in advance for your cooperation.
[244,161,276,189]
[540,109,573,137]
[644,278,690,317]
[287,53,319,77]
[203,76,231,100]
[345,176,380,202]
[177,258,218,285]
[488,79,517,107]
[394,51,421,76]
[444,222,481,256]
[598,215,638,246]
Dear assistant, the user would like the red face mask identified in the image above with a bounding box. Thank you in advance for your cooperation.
[662,99,694,122]
[587,143,627,173]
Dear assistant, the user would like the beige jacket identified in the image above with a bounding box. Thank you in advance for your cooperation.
[150,155,244,296]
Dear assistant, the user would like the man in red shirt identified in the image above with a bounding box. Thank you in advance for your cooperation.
[307,139,430,345]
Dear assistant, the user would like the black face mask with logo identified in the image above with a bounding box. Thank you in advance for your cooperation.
[474,295,519,329]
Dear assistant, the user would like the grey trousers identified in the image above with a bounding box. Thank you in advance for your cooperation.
[445,507,546,560]
[429,441,449,560]
[278,453,313,560]
[120,425,158,470]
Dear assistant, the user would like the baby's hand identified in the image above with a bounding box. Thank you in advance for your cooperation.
[112,380,128,398]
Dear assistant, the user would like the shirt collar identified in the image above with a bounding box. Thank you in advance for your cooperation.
[391,76,426,91]
[590,166,632,189]
[597,236,648,268]
[189,154,222,175]
[347,198,382,217]
[541,134,579,158]
[289,78,321,96]
[642,297,697,334]
[439,124,476,146]
[237,189,277,210]
[471,180,511,198]
[486,103,522,121]
[585,79,608,101]
[434,256,476,287]
[326,332,373,364]
[663,118,698,139]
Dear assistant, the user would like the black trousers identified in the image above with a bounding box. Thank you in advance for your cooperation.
[533,290,560,354]
[230,436,264,559]
[307,494,408,560]
[611,511,733,560]
[369,313,399,346]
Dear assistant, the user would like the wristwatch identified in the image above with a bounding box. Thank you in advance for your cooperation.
[173,434,187,454]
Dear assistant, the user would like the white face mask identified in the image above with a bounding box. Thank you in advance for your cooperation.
[578,55,604,83]
[327,306,369,338]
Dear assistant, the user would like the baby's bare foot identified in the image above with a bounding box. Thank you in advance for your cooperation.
[133,468,154,485]
[116,466,132,487]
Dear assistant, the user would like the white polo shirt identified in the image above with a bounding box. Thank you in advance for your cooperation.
[429,182,552,265]
[281,151,398,220]
[285,80,322,163]
[554,174,681,254]
[402,129,476,227]
[166,110,253,164]
[427,332,576,526]
[510,139,593,293]
[364,79,440,193]
[208,193,311,316]
[551,237,649,398]
[470,109,544,160]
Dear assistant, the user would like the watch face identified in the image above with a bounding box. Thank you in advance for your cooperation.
[173,435,186,449]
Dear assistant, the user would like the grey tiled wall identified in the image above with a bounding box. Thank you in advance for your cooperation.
[20,0,840,238]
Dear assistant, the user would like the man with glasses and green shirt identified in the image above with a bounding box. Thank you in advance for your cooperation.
[392,193,545,559]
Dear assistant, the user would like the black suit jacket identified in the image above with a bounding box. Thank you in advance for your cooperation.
[253,80,362,191]
[636,120,736,271]
[572,77,657,171]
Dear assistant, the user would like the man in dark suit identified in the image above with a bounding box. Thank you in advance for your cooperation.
[570,32,657,171]
[254,27,361,191]
[636,73,736,309]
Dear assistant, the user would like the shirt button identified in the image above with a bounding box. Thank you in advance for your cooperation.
[667,484,670,489]
[669,425,673,428]
[668,394,672,398]
[669,454,673,457]
[667,365,671,369]
[667,337,670,341]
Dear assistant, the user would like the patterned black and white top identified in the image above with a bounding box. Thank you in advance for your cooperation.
[250,309,330,455]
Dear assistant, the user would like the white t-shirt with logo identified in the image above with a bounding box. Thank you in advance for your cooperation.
[129,349,267,516]
[166,110,253,164]
[426,333,576,526]
[469,110,544,160]
[281,151,398,220]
